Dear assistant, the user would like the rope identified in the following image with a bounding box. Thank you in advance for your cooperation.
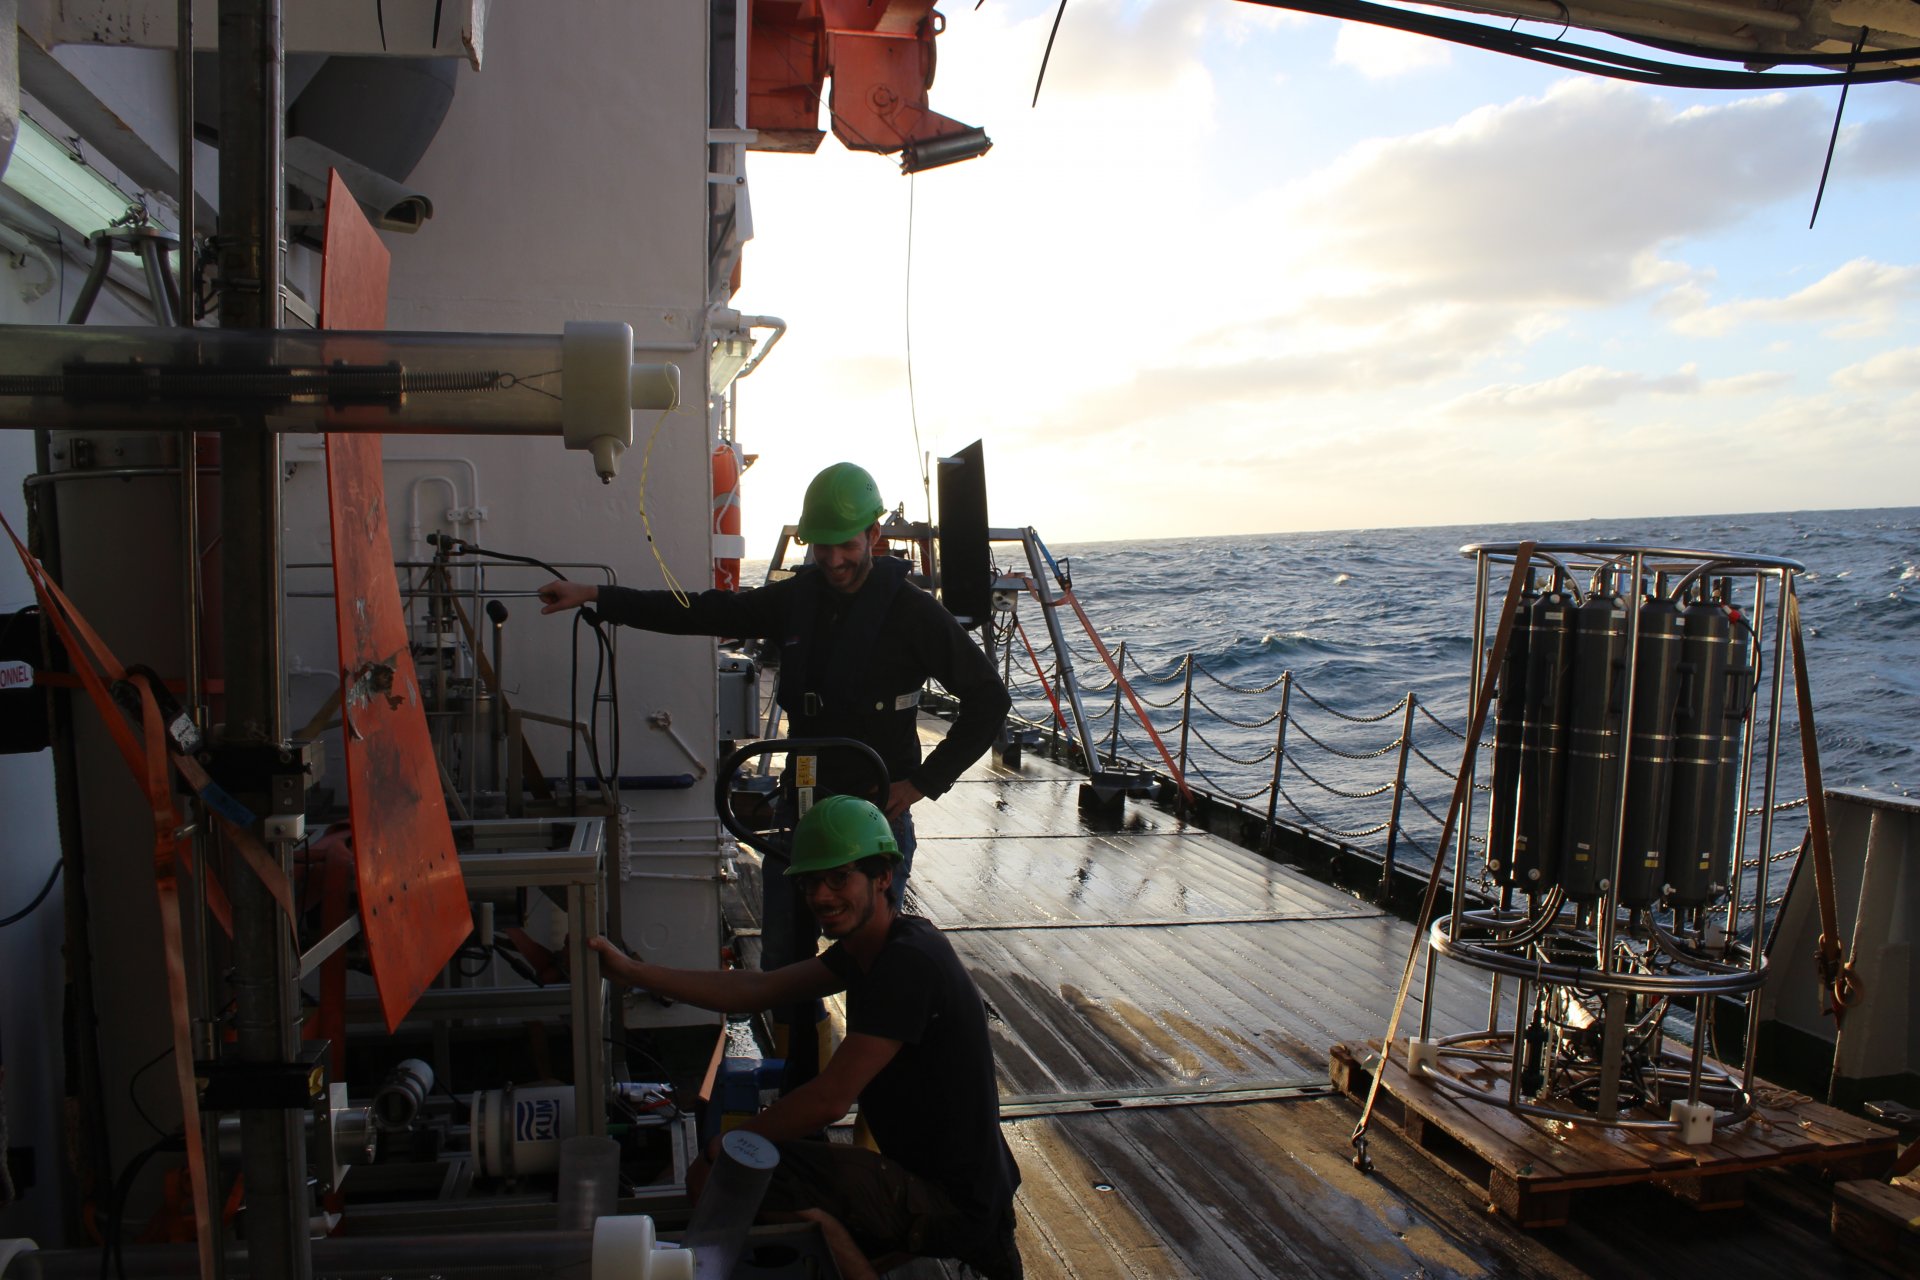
[1189,689,1284,729]
[1193,663,1290,695]
[1282,753,1395,800]
[1187,722,1277,768]
[1288,716,1403,761]
[1293,682,1408,724]
[1415,700,1467,740]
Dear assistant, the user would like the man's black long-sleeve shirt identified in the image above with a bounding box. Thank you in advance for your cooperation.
[594,562,1009,799]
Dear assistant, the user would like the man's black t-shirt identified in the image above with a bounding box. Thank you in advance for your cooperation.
[820,915,1020,1230]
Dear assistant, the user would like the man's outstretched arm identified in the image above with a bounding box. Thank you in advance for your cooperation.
[735,1032,902,1146]
[587,936,841,1014]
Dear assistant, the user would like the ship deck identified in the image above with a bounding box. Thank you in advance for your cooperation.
[841,727,1889,1279]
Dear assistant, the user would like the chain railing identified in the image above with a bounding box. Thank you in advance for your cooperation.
[993,600,1812,905]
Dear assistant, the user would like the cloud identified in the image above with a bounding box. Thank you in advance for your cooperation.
[1833,345,1920,390]
[1332,21,1453,79]
[1442,364,1702,416]
[1277,80,1830,309]
[1025,0,1214,100]
[1704,370,1793,395]
[1671,259,1920,338]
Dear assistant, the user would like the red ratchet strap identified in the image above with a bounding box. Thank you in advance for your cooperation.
[132,672,218,1280]
[1053,584,1193,806]
[3,509,295,1280]
[1,512,293,922]
[1010,617,1069,737]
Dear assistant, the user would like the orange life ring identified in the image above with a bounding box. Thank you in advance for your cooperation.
[712,441,743,590]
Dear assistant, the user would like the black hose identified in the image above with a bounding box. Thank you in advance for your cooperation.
[0,859,62,928]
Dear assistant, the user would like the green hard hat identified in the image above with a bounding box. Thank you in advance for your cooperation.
[787,795,900,875]
[795,462,884,545]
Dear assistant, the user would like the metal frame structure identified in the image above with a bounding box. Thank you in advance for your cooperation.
[1412,541,1805,1136]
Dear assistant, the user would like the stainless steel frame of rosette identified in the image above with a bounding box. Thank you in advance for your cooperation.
[1421,541,1803,1135]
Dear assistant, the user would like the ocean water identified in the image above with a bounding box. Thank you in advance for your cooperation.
[1006,507,1919,875]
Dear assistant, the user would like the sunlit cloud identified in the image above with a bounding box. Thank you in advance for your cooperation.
[1833,345,1920,390]
[1332,21,1453,78]
[1671,259,1920,338]
[1442,364,1702,416]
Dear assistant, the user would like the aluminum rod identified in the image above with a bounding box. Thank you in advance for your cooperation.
[1742,572,1789,1096]
[1597,554,1645,971]
[1020,531,1100,768]
[217,3,308,1278]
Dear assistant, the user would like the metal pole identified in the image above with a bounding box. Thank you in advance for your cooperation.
[1175,654,1194,810]
[217,2,309,1277]
[1020,530,1100,769]
[176,0,195,323]
[1741,571,1787,1096]
[1451,551,1492,942]
[1381,693,1416,899]
[1261,672,1291,853]
[1105,641,1123,767]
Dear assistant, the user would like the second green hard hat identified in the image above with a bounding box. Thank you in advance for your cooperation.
[795,462,884,545]
[787,795,900,875]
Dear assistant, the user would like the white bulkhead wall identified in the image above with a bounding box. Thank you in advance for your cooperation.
[274,3,731,1015]
[281,1,722,813]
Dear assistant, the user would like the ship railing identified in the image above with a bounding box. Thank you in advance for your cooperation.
[986,558,1810,913]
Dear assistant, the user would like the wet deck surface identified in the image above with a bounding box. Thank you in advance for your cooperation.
[778,728,1890,1278]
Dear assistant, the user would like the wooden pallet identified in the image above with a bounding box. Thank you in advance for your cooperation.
[1330,1039,1897,1228]
[1832,1176,1920,1274]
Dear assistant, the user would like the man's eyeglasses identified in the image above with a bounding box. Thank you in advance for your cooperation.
[794,866,862,894]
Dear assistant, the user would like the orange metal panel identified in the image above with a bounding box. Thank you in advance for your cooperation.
[321,173,471,1031]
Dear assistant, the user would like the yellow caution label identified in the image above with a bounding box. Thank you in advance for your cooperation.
[795,754,817,788]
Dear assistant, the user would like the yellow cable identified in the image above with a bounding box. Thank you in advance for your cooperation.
[637,406,691,607]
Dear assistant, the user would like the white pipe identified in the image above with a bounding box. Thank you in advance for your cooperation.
[394,455,483,562]
[0,223,57,304]
[734,314,786,380]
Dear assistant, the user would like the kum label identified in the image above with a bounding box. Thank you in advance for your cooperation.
[515,1097,562,1143]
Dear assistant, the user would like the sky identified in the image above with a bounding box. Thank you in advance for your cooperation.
[729,0,1920,549]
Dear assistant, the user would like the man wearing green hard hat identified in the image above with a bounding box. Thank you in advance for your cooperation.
[538,460,1009,908]
[589,795,1023,1279]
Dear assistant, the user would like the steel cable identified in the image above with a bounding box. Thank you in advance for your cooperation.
[1192,663,1290,695]
[1415,700,1468,740]
[1292,682,1408,723]
[1287,716,1403,761]
[1410,744,1457,778]
[1189,689,1284,729]
[1281,752,1396,800]
[1187,722,1277,768]
[1185,758,1277,803]
[1274,787,1393,840]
